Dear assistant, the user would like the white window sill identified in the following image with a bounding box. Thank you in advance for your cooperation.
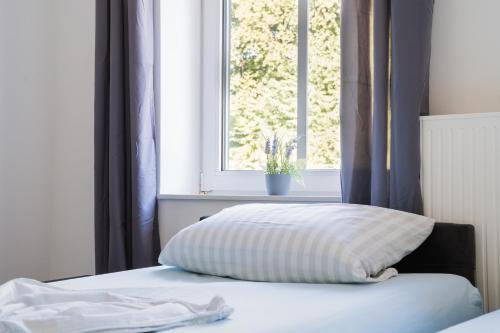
[157,193,341,202]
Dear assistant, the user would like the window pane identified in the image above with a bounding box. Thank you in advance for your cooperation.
[307,0,341,169]
[226,0,298,170]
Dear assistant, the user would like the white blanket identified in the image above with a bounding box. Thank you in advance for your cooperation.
[0,278,233,333]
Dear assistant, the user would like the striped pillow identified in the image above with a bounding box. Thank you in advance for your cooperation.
[158,203,435,283]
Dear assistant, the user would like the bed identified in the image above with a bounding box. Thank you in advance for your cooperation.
[50,222,483,333]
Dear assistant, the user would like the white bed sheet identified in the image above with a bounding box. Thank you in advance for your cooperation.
[53,267,483,333]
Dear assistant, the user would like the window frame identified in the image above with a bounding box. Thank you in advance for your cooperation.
[201,0,340,195]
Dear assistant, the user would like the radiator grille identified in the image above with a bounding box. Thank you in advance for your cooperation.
[421,113,500,311]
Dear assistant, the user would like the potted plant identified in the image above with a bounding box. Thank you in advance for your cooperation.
[264,134,303,195]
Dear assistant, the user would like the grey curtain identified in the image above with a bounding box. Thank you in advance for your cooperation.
[340,0,434,214]
[94,0,160,274]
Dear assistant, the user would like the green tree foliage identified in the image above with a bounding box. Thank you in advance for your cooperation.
[228,0,341,170]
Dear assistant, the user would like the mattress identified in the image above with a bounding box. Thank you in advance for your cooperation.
[53,267,483,333]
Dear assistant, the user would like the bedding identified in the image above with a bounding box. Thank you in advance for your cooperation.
[0,278,232,333]
[439,309,500,332]
[159,203,435,283]
[53,266,483,333]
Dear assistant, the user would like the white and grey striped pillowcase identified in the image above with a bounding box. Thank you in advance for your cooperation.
[158,203,435,283]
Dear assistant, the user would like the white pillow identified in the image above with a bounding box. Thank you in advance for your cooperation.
[159,203,435,283]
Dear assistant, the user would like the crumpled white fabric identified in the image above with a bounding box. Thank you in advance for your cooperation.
[0,278,233,333]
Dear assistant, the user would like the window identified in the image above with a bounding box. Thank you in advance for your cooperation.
[202,0,341,195]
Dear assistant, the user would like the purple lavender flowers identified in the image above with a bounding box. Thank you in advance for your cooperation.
[285,139,297,159]
[264,138,271,155]
[271,135,279,156]
[264,134,301,177]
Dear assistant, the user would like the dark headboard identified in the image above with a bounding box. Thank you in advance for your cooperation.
[394,222,476,286]
[199,217,476,286]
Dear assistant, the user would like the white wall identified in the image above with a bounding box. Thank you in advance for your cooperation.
[0,0,55,282]
[0,0,95,283]
[430,0,500,115]
[159,0,201,195]
[159,199,247,245]
[48,0,95,280]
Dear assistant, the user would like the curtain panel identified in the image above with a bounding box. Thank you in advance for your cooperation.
[94,0,160,274]
[340,0,434,214]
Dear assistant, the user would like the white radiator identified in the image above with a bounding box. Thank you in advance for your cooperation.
[421,112,500,312]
